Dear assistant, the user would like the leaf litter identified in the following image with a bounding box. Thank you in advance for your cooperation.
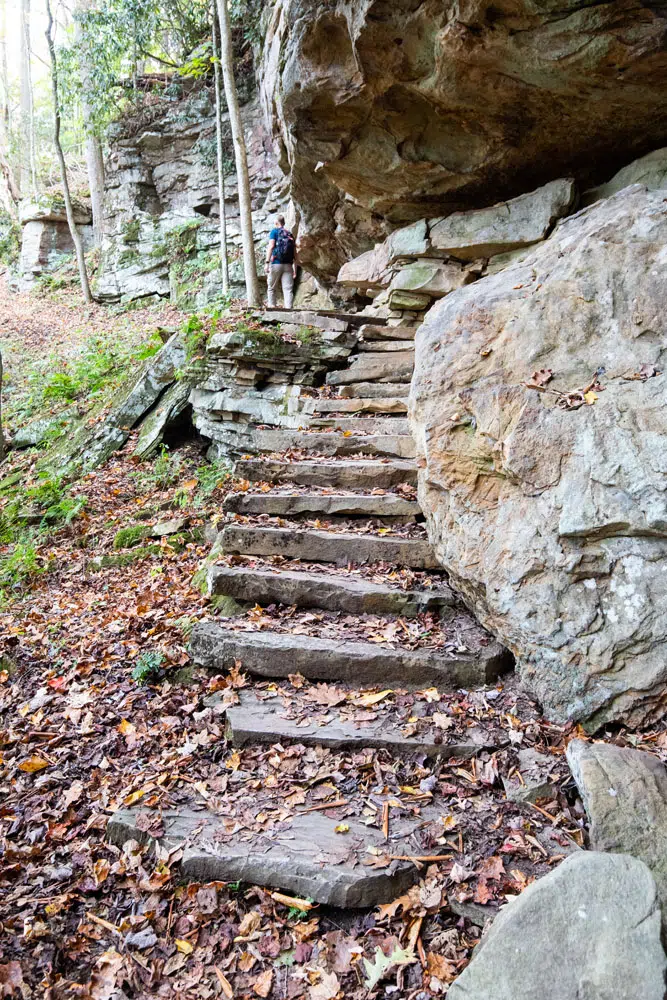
[1,282,664,998]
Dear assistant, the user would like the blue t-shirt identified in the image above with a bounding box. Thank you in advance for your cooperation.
[269,228,281,263]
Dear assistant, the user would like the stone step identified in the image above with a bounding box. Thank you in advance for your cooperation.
[252,428,415,459]
[234,458,418,489]
[260,309,383,331]
[219,524,438,567]
[309,416,410,434]
[304,397,408,414]
[359,340,416,353]
[107,798,448,908]
[190,624,508,688]
[359,324,416,341]
[339,382,411,398]
[223,492,420,519]
[327,352,415,386]
[207,565,452,615]
[222,690,487,758]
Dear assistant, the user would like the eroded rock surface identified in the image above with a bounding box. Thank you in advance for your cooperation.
[260,0,667,279]
[567,739,667,917]
[411,184,667,728]
[447,852,666,1000]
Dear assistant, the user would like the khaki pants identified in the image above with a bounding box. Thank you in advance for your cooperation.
[267,263,294,308]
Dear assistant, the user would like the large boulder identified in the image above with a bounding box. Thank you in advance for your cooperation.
[259,0,667,279]
[567,739,667,919]
[410,184,667,729]
[447,852,666,1000]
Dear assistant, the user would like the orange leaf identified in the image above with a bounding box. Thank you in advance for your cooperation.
[19,755,49,773]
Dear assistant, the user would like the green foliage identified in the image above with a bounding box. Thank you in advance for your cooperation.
[151,220,202,263]
[7,330,163,428]
[0,532,42,601]
[132,444,186,492]
[181,313,209,359]
[132,650,165,684]
[195,459,231,499]
[0,213,21,268]
[0,472,87,602]
[113,524,149,550]
[118,247,141,267]
[122,219,142,243]
[0,472,86,540]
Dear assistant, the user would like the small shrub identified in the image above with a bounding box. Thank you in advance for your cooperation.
[132,650,165,684]
[0,532,42,601]
[122,219,141,243]
[132,445,186,493]
[196,459,231,501]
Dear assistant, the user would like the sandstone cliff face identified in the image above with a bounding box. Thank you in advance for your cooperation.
[96,92,288,304]
[260,0,667,280]
[410,182,667,730]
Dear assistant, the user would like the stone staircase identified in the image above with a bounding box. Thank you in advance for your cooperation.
[108,307,512,908]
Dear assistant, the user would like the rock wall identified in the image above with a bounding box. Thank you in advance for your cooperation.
[95,90,292,305]
[259,0,667,281]
[17,196,94,290]
[408,155,667,730]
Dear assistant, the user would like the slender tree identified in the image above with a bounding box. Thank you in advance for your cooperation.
[45,0,92,303]
[211,10,229,293]
[19,0,31,194]
[215,0,259,306]
[0,0,8,134]
[74,4,105,244]
[0,348,5,465]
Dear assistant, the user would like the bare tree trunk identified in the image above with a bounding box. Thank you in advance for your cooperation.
[0,145,19,217]
[74,8,105,244]
[215,0,260,307]
[45,0,92,304]
[0,349,5,465]
[0,0,8,134]
[211,10,229,293]
[0,0,17,219]
[19,0,30,195]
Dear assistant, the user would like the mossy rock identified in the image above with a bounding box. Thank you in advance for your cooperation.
[210,594,248,616]
[87,544,162,572]
[113,524,151,550]
[0,471,24,494]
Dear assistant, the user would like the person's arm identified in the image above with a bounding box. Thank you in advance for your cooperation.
[292,244,298,278]
[265,239,276,273]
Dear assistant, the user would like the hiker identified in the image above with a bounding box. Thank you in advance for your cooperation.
[265,215,298,309]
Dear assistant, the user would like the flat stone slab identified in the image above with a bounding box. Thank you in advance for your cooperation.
[359,341,416,353]
[429,177,577,261]
[190,624,508,687]
[220,525,439,567]
[233,458,417,489]
[259,310,349,332]
[252,428,415,459]
[339,382,412,397]
[448,852,666,1000]
[359,324,416,341]
[260,309,383,330]
[107,801,447,908]
[223,492,419,518]
[305,397,408,414]
[207,565,453,615]
[327,352,415,385]
[223,690,487,757]
[310,417,410,434]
